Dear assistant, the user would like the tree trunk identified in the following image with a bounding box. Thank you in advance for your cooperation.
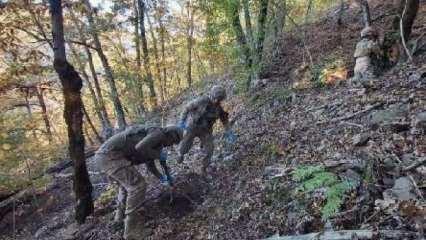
[35,87,53,142]
[256,0,269,65]
[23,90,37,138]
[242,0,254,50]
[275,0,286,39]
[393,0,419,41]
[358,0,372,27]
[83,124,94,146]
[83,0,127,131]
[48,0,93,224]
[132,0,146,116]
[230,0,252,89]
[82,103,103,143]
[186,0,195,88]
[146,10,164,103]
[68,8,113,138]
[84,46,112,137]
[69,44,104,138]
[137,0,158,108]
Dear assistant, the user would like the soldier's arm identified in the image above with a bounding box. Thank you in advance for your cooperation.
[146,160,162,179]
[135,130,165,161]
[180,99,198,122]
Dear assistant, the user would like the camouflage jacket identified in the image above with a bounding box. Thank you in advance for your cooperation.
[97,125,166,164]
[354,39,381,58]
[180,96,229,131]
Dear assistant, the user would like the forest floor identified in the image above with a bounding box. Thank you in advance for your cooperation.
[1,1,425,240]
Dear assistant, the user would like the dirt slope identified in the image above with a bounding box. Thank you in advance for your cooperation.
[0,1,425,240]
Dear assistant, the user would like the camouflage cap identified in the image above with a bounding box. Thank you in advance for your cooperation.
[210,85,226,102]
[360,26,377,38]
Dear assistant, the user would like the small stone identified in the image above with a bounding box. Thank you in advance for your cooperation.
[383,177,417,201]
[339,169,361,187]
[352,133,370,147]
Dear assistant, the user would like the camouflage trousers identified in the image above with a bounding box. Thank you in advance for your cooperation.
[95,153,147,240]
[178,127,214,174]
[353,56,375,86]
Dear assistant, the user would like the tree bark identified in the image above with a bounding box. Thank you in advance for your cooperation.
[84,46,112,137]
[68,8,113,138]
[242,0,254,50]
[358,0,372,27]
[83,123,94,145]
[35,87,53,142]
[83,0,127,130]
[48,0,93,224]
[82,103,103,143]
[146,9,164,103]
[230,0,252,89]
[23,90,37,138]
[137,0,158,108]
[256,0,269,64]
[69,44,104,138]
[393,0,419,40]
[186,0,195,88]
[132,0,146,116]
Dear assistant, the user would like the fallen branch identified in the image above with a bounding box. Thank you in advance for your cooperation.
[267,230,418,240]
[317,102,383,125]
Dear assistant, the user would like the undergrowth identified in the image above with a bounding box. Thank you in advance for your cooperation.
[292,165,357,219]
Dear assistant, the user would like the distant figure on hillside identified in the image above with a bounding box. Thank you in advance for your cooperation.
[177,85,236,175]
[352,26,382,86]
[94,125,182,240]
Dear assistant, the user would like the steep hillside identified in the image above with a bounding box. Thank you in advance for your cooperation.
[0,1,425,240]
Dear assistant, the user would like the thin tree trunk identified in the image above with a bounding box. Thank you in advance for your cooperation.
[69,44,104,135]
[358,0,371,27]
[137,0,158,108]
[82,104,103,143]
[49,0,93,224]
[83,0,127,130]
[83,124,94,146]
[394,0,419,40]
[68,8,113,138]
[84,46,112,135]
[35,87,53,142]
[132,0,146,116]
[186,0,195,88]
[23,90,37,138]
[242,0,254,50]
[146,10,164,103]
[256,0,269,64]
[275,0,286,38]
[230,0,252,89]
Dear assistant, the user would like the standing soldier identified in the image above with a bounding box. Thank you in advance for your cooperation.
[352,26,382,86]
[94,125,182,240]
[177,85,236,175]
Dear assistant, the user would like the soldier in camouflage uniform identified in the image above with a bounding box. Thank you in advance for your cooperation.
[95,125,182,240]
[177,85,236,175]
[353,26,382,86]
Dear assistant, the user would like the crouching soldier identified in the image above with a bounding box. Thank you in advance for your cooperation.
[353,26,382,86]
[177,85,236,175]
[94,125,182,240]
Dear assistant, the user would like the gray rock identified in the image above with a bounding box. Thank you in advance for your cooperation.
[383,177,417,201]
[339,169,361,188]
[370,104,408,126]
[263,164,290,179]
[352,133,370,147]
[412,111,426,132]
